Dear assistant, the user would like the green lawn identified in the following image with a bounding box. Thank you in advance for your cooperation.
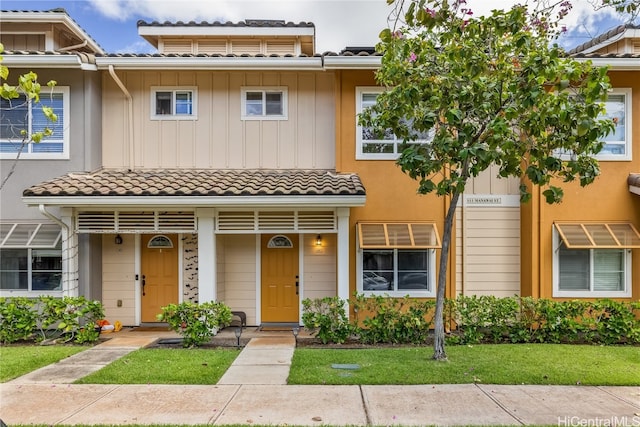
[288,344,640,385]
[74,348,239,384]
[0,345,87,382]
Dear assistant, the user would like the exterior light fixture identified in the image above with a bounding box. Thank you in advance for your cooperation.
[234,326,242,349]
[115,234,123,245]
[315,235,322,246]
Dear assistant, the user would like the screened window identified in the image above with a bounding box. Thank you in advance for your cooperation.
[151,87,197,120]
[356,87,433,160]
[241,87,287,120]
[553,226,633,297]
[0,245,62,293]
[0,87,69,159]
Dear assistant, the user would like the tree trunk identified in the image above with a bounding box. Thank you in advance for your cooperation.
[432,190,461,361]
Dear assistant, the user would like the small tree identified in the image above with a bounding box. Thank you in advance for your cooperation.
[359,0,614,360]
[0,43,57,189]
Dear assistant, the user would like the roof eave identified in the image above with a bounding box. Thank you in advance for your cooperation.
[573,57,640,70]
[323,55,381,69]
[95,56,323,70]
[137,25,315,38]
[581,27,640,54]
[23,195,367,208]
[0,54,96,70]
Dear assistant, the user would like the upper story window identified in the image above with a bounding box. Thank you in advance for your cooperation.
[0,86,69,159]
[356,87,432,160]
[241,87,288,120]
[151,87,197,120]
[597,88,632,161]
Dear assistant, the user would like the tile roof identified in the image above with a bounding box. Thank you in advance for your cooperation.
[23,169,366,197]
[629,174,640,187]
[568,24,640,54]
[137,19,314,29]
[572,53,640,59]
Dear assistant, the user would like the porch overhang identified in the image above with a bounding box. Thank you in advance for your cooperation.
[629,174,640,196]
[22,169,366,208]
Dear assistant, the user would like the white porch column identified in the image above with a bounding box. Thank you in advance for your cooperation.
[196,208,216,302]
[60,208,78,297]
[336,207,351,316]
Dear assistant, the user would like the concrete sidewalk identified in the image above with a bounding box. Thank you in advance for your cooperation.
[1,383,638,425]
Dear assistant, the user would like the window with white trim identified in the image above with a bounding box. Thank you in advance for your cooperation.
[553,225,634,297]
[597,88,632,160]
[357,222,440,297]
[356,87,433,160]
[241,87,287,120]
[0,86,69,159]
[0,245,62,292]
[151,87,197,120]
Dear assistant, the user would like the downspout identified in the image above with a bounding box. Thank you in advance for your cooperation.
[108,65,135,170]
[57,39,88,52]
[39,204,70,294]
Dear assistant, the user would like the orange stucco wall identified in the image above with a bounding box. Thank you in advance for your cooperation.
[521,71,640,300]
[335,70,454,303]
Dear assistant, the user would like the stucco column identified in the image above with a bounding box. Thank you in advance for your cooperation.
[196,208,216,302]
[336,207,350,317]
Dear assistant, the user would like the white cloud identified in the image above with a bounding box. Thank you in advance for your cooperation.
[86,0,623,53]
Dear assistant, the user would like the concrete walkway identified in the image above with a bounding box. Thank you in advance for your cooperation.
[1,328,639,425]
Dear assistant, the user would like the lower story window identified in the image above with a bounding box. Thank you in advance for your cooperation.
[0,247,62,292]
[556,246,630,297]
[362,249,433,295]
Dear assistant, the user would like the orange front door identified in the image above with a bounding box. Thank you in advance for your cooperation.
[141,234,179,322]
[261,234,299,323]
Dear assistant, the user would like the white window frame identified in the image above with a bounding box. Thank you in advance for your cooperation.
[241,87,288,120]
[552,229,632,298]
[150,87,198,120]
[0,247,63,297]
[0,86,70,160]
[356,247,436,298]
[356,87,433,160]
[596,88,632,161]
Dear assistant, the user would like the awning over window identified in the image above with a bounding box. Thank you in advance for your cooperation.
[358,222,441,249]
[0,223,62,248]
[555,222,640,249]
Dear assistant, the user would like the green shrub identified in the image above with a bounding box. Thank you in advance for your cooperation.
[158,301,232,347]
[38,296,104,344]
[352,294,435,344]
[301,296,351,344]
[0,297,38,343]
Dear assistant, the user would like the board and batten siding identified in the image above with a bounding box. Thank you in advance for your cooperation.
[216,235,226,303]
[221,235,257,325]
[302,234,337,300]
[101,235,136,325]
[102,71,336,170]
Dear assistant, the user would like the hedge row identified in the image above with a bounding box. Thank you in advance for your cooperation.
[302,294,640,345]
[0,296,104,344]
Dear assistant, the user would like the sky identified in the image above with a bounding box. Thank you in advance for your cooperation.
[0,0,630,54]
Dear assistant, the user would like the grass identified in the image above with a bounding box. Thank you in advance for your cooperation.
[0,345,87,382]
[74,348,239,384]
[288,344,640,386]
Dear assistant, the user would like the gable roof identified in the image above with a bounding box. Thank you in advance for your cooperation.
[568,24,640,54]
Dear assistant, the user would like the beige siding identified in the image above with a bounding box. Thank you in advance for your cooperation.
[183,234,198,303]
[466,166,520,195]
[103,71,335,170]
[302,234,337,300]
[216,235,226,302]
[222,235,257,325]
[0,33,45,50]
[101,235,136,325]
[457,207,521,296]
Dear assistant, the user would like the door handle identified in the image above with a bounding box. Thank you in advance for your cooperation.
[142,275,146,296]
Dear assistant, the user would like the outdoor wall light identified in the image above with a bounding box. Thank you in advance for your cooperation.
[115,234,123,245]
[292,326,300,347]
[234,326,242,349]
[315,234,322,246]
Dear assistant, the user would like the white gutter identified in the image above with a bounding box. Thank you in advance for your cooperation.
[108,65,135,170]
[574,57,640,70]
[323,55,381,69]
[24,195,367,208]
[138,26,315,38]
[96,56,323,70]
[1,54,86,68]
[38,204,70,295]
